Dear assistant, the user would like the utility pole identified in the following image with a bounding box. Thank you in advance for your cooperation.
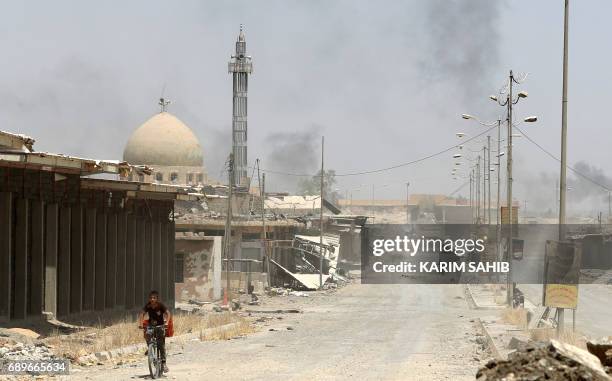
[476,156,481,223]
[261,172,270,287]
[319,137,325,289]
[555,179,559,217]
[496,121,502,261]
[405,182,410,224]
[469,171,473,223]
[557,0,570,333]
[483,146,487,224]
[482,146,489,224]
[559,0,570,240]
[507,70,515,306]
[371,184,375,206]
[223,153,234,306]
[608,191,611,219]
[488,135,492,225]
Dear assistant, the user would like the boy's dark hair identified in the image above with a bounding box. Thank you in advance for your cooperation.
[149,290,160,297]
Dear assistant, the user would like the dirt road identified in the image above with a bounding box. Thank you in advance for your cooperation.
[72,283,487,380]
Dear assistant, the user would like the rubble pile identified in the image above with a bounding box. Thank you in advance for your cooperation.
[476,340,612,381]
[0,330,59,362]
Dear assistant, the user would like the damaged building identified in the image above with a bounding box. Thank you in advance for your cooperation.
[0,130,194,323]
[172,191,369,300]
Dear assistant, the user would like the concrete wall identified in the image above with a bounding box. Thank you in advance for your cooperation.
[175,238,217,302]
[0,166,176,322]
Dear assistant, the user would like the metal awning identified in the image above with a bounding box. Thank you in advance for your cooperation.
[81,178,201,201]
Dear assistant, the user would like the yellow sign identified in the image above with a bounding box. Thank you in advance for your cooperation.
[500,206,519,225]
[544,284,578,309]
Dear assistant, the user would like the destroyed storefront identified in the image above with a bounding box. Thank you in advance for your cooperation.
[0,130,189,322]
[174,221,298,302]
[173,192,299,302]
[173,191,368,300]
[269,215,368,291]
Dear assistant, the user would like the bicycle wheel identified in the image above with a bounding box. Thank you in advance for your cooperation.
[157,344,164,377]
[148,342,159,379]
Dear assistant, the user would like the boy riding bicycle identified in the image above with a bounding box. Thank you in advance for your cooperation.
[138,290,171,373]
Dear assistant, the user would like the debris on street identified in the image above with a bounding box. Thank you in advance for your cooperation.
[476,339,612,380]
[0,328,61,362]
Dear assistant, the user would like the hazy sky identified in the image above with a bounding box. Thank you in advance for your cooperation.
[1,1,611,214]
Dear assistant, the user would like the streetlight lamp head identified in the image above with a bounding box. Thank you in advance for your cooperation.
[518,91,528,98]
[456,132,466,138]
[489,95,498,102]
[461,114,472,120]
[524,116,538,123]
[498,151,505,157]
[453,154,462,158]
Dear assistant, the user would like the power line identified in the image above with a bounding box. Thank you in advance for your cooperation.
[447,180,469,198]
[514,125,611,192]
[257,124,498,178]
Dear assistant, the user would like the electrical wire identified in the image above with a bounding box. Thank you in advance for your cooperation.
[257,124,498,178]
[514,125,611,192]
[447,180,469,197]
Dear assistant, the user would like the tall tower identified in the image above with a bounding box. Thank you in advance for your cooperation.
[228,24,252,186]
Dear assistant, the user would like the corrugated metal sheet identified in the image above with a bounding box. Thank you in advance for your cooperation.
[270,259,328,290]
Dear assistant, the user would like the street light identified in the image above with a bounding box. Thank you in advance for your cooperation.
[456,132,466,138]
[501,71,537,306]
[464,76,538,306]
[453,154,462,158]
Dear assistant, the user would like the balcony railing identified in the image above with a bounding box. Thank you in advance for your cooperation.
[228,61,253,73]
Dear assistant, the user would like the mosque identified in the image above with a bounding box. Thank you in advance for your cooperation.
[122,98,207,186]
[122,25,252,188]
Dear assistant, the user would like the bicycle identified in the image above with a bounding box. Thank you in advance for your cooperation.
[145,325,166,379]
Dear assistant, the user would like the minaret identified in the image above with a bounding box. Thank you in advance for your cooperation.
[228,24,252,186]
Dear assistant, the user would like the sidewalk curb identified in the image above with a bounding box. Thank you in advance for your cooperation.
[476,318,504,361]
[464,285,505,311]
[76,322,240,364]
